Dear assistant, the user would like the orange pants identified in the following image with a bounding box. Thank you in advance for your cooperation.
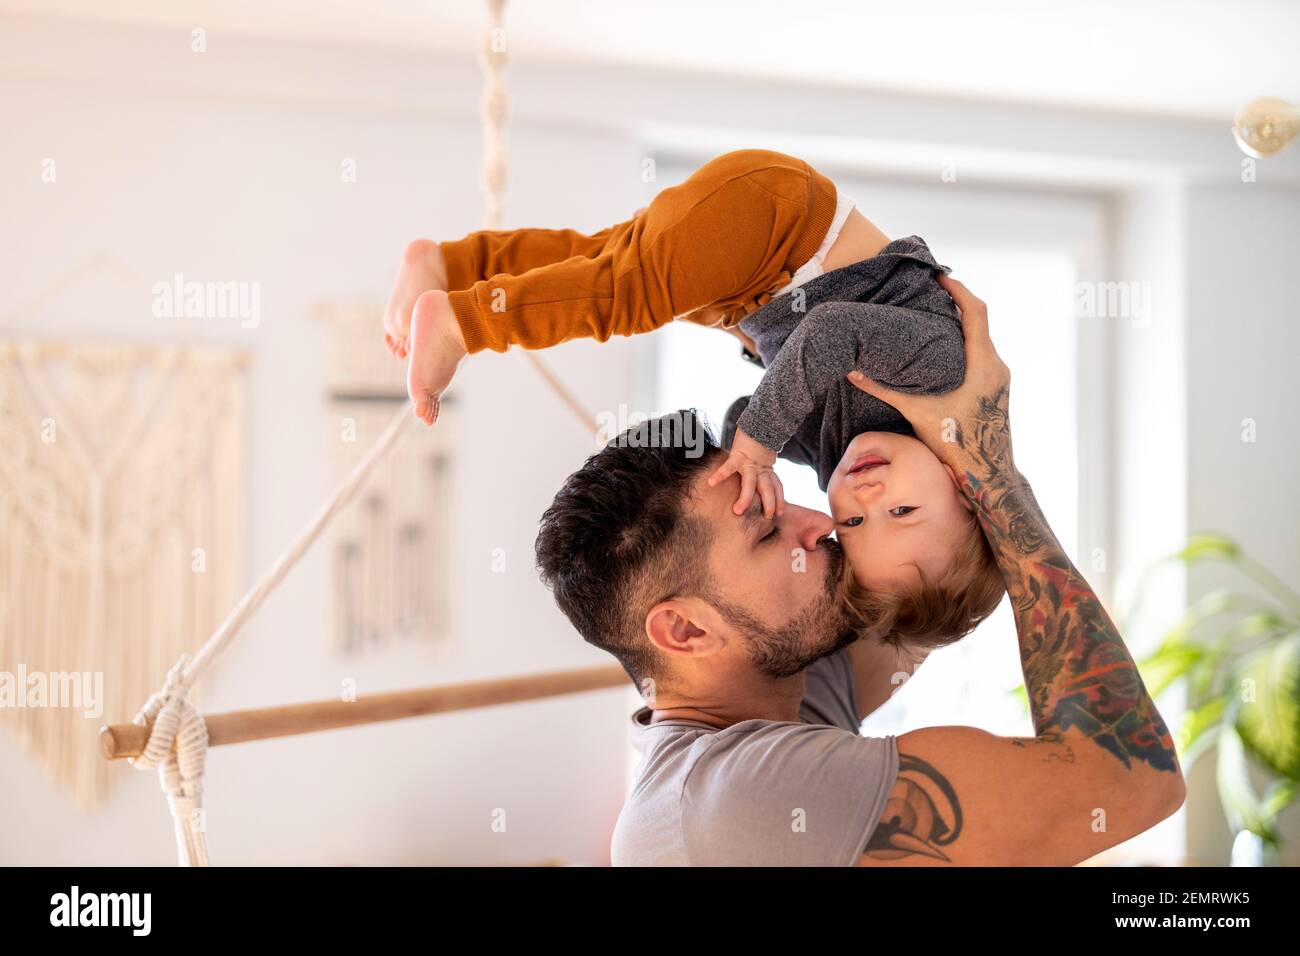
[441,149,837,354]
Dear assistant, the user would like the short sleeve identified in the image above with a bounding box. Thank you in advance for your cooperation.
[799,645,861,732]
[681,724,899,866]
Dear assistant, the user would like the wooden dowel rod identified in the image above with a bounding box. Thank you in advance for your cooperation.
[101,664,628,761]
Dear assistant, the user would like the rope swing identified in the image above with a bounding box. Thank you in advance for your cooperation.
[119,0,616,866]
[126,408,412,865]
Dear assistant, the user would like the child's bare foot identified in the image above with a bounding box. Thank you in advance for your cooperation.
[406,289,466,425]
[384,239,448,358]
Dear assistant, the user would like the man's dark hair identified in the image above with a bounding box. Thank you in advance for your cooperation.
[535,410,723,688]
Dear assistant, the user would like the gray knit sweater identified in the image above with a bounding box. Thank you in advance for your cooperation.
[725,235,964,491]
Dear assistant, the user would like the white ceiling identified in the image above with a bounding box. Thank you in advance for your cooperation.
[5,0,1297,120]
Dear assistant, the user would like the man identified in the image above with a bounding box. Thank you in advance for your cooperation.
[533,276,1185,866]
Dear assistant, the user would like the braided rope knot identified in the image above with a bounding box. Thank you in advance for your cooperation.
[131,655,210,866]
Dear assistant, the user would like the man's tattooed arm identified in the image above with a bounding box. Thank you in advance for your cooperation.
[853,278,1183,865]
[954,385,1178,774]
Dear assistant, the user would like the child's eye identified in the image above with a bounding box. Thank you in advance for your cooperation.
[844,516,864,528]
[889,506,917,517]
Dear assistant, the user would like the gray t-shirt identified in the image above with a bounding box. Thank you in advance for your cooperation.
[611,646,899,866]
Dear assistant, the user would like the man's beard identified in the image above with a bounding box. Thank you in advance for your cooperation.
[707,537,855,679]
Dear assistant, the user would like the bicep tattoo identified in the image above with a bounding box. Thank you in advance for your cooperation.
[863,754,963,862]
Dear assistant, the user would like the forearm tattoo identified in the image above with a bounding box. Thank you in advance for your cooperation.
[863,387,1176,863]
[953,385,1177,774]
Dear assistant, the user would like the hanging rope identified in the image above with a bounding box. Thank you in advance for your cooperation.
[129,656,210,867]
[481,0,509,232]
[129,406,411,865]
[480,0,599,438]
[128,0,599,865]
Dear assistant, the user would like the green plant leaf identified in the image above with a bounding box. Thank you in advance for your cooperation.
[1181,589,1250,625]
[1215,724,1277,843]
[1211,610,1288,649]
[1236,553,1300,619]
[1260,779,1297,820]
[1188,650,1228,700]
[1140,641,1204,698]
[1186,614,1286,702]
[1175,532,1240,563]
[1153,591,1271,654]
[1179,696,1227,764]
[1122,539,1237,629]
[1233,631,1300,781]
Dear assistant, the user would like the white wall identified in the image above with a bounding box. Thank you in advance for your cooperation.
[1182,184,1300,866]
[1,11,1298,865]
[0,16,646,865]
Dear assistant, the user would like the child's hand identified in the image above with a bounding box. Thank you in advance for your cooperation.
[707,429,784,517]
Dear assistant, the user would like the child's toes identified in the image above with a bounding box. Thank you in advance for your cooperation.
[412,392,440,426]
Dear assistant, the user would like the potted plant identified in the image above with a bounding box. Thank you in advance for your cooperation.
[1132,532,1299,865]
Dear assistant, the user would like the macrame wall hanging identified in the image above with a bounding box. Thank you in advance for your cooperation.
[318,304,452,652]
[0,333,247,808]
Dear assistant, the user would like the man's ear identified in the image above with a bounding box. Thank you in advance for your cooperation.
[944,464,976,513]
[645,598,723,658]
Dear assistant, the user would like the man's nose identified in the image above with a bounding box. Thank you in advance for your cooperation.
[786,503,834,551]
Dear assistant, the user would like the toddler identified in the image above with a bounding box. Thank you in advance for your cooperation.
[385,149,1004,648]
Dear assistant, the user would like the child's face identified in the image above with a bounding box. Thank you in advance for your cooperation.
[826,432,975,590]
